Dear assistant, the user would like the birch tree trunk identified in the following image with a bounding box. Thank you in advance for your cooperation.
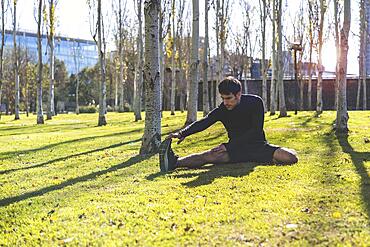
[73,42,80,114]
[13,0,20,120]
[118,0,125,113]
[270,0,277,115]
[170,0,176,115]
[335,0,350,133]
[316,0,326,114]
[259,0,267,112]
[203,0,209,116]
[276,0,286,117]
[215,0,221,106]
[134,0,143,121]
[140,0,161,154]
[47,0,55,120]
[97,0,107,126]
[185,0,199,125]
[36,0,44,124]
[0,0,4,120]
[177,0,185,113]
[334,0,340,110]
[358,0,367,110]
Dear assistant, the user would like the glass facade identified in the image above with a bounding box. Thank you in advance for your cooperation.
[2,30,98,74]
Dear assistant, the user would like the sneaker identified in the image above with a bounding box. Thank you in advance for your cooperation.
[159,138,178,172]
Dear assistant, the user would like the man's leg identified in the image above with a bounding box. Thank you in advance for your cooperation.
[177,147,231,169]
[272,147,298,165]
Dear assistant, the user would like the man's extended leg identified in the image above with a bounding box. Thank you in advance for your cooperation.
[177,146,230,169]
[272,148,298,165]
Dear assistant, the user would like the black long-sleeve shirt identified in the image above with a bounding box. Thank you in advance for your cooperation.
[179,94,267,151]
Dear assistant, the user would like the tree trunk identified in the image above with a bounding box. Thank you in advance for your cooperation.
[259,0,267,112]
[276,0,286,117]
[203,0,209,117]
[308,19,313,110]
[335,0,350,133]
[316,0,325,114]
[270,0,277,115]
[0,0,4,120]
[13,0,20,120]
[134,0,143,121]
[215,0,221,106]
[358,0,367,110]
[118,0,125,113]
[334,0,340,110]
[140,0,161,154]
[73,42,80,114]
[97,0,107,126]
[47,0,55,120]
[36,0,44,124]
[185,0,199,125]
[170,0,176,115]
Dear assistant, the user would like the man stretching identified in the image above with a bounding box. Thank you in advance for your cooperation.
[159,76,298,172]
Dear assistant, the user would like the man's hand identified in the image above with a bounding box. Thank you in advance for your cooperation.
[211,144,227,153]
[167,132,185,144]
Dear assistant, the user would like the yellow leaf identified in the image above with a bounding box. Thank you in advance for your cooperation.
[332,211,342,219]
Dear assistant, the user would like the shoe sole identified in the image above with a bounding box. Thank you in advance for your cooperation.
[159,138,172,172]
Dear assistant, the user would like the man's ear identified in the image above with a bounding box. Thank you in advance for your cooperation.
[236,91,242,99]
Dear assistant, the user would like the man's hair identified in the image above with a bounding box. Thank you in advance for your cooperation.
[218,76,242,95]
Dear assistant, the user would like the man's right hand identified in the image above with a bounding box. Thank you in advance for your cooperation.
[167,132,185,144]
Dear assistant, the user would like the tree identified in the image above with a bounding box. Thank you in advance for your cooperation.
[0,0,4,120]
[133,0,143,121]
[140,0,161,154]
[335,0,350,133]
[46,0,56,120]
[90,0,108,126]
[36,0,44,124]
[13,0,20,120]
[307,0,315,110]
[258,0,268,112]
[185,0,199,126]
[169,0,176,115]
[202,0,209,116]
[176,0,186,113]
[357,0,367,110]
[316,0,326,115]
[270,0,277,115]
[72,41,81,114]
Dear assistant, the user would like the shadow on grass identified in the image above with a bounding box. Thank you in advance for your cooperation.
[0,130,175,176]
[0,128,142,160]
[336,132,370,223]
[0,154,154,208]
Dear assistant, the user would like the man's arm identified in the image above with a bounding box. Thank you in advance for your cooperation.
[225,98,265,150]
[171,108,220,143]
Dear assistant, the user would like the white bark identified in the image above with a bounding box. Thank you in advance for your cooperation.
[0,0,4,120]
[215,0,221,106]
[276,0,286,117]
[140,0,161,154]
[270,0,277,115]
[170,0,176,115]
[36,0,44,124]
[97,0,107,126]
[134,0,143,121]
[47,0,55,120]
[13,0,20,120]
[335,0,350,133]
[185,0,199,125]
[203,0,209,116]
[259,0,267,112]
[316,0,326,114]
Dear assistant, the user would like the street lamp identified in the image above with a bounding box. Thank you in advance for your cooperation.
[290,42,303,115]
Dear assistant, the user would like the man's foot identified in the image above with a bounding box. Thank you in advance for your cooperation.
[159,138,178,172]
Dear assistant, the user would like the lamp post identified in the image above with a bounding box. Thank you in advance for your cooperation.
[290,42,302,115]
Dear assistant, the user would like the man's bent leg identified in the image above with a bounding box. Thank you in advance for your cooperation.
[272,147,298,165]
[177,148,230,169]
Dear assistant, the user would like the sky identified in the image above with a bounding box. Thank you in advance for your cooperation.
[8,0,361,75]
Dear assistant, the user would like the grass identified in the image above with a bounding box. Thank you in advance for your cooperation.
[0,111,369,246]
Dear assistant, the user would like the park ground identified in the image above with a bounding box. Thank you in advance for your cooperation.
[0,111,369,246]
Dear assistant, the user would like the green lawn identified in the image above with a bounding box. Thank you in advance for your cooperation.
[0,111,369,246]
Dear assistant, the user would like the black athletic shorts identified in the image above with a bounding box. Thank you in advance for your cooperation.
[225,141,280,163]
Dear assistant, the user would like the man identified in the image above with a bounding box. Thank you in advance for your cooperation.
[159,76,298,172]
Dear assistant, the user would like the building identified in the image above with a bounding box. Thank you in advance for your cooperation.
[1,29,98,74]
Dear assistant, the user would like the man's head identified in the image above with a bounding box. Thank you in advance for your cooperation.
[218,76,242,110]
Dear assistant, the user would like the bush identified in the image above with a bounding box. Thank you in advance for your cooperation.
[79,106,97,113]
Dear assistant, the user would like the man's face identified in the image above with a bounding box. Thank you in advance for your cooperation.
[221,92,241,110]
